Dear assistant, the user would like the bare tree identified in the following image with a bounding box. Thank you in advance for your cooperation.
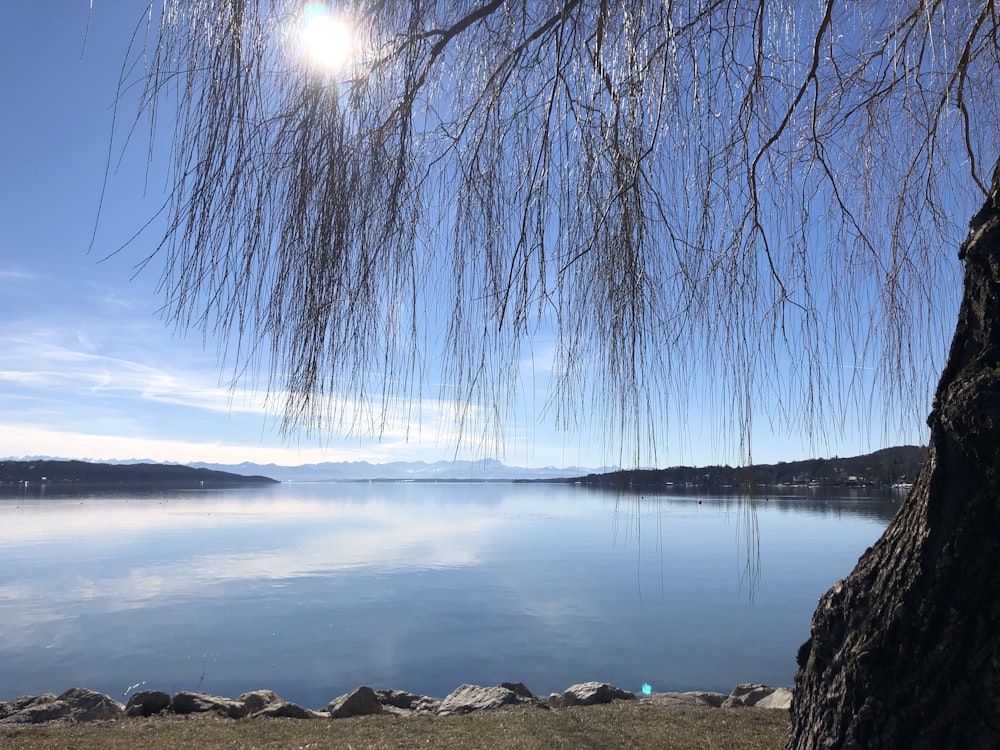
[119,1,999,747]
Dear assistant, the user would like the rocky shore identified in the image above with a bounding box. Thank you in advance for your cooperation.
[0,682,791,725]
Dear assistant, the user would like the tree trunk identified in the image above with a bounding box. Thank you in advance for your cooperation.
[789,172,1000,749]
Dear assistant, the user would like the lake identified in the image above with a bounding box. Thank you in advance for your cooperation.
[0,481,900,708]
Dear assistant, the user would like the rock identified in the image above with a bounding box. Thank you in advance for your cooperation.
[755,687,792,710]
[0,691,119,725]
[125,690,171,717]
[0,694,71,724]
[328,686,383,718]
[236,690,322,718]
[0,695,50,721]
[438,685,521,715]
[649,691,727,708]
[683,691,727,708]
[253,700,320,719]
[498,682,549,709]
[238,690,282,714]
[0,680,790,724]
[726,683,777,707]
[58,688,124,722]
[3,703,72,724]
[499,682,535,699]
[550,682,637,708]
[375,689,440,713]
[170,691,248,718]
[409,700,440,714]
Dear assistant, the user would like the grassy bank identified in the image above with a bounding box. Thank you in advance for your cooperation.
[1,702,789,750]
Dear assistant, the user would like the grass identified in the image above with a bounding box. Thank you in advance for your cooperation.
[0,702,789,750]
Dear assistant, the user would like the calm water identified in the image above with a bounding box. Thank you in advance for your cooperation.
[0,482,899,708]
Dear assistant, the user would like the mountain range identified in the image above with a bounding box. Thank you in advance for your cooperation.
[187,458,618,482]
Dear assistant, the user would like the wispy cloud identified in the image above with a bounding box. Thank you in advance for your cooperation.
[0,268,39,280]
[0,330,266,415]
[0,316,591,467]
[0,422,383,464]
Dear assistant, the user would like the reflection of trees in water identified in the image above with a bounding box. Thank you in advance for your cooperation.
[599,485,902,524]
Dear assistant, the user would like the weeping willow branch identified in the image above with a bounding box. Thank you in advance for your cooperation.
[116,0,997,466]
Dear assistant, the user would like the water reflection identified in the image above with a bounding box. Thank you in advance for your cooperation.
[592,485,903,523]
[0,482,893,708]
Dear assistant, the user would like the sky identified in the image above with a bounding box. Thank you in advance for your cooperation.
[0,4,943,470]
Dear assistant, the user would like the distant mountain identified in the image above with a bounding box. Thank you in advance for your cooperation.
[563,446,926,490]
[0,460,277,487]
[188,458,618,482]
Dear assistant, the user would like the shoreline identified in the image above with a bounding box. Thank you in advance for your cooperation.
[0,681,791,726]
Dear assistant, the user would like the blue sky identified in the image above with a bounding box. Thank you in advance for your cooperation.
[0,4,942,469]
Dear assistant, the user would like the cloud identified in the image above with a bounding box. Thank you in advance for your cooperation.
[0,422,373,465]
[0,332,265,415]
[0,315,596,467]
[97,292,137,311]
[0,320,487,427]
[0,268,39,280]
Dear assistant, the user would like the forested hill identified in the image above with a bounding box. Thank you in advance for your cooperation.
[0,460,277,487]
[565,446,926,491]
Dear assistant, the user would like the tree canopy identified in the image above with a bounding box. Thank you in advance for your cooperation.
[120,0,999,464]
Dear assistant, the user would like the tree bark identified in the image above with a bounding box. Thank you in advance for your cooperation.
[789,172,1000,749]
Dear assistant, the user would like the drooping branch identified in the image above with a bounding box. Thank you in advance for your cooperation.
[119,0,998,463]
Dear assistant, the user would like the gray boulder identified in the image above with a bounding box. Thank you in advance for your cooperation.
[438,685,521,715]
[649,691,727,708]
[0,694,71,724]
[682,691,727,707]
[503,682,549,709]
[237,690,320,718]
[755,687,792,710]
[328,686,383,718]
[253,700,320,719]
[723,683,781,709]
[125,690,171,717]
[170,691,248,718]
[58,688,124,722]
[499,682,535,699]
[375,689,441,713]
[0,695,51,721]
[0,689,122,725]
[550,682,637,708]
[237,690,282,714]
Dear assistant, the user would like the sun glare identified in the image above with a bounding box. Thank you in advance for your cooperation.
[300,4,354,72]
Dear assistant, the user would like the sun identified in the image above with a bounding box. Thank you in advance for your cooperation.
[300,4,354,73]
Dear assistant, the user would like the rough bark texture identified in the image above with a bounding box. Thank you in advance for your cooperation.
[788,173,1000,749]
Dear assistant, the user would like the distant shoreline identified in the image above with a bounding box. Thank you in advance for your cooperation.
[0,459,278,488]
[555,445,925,491]
[0,445,925,490]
